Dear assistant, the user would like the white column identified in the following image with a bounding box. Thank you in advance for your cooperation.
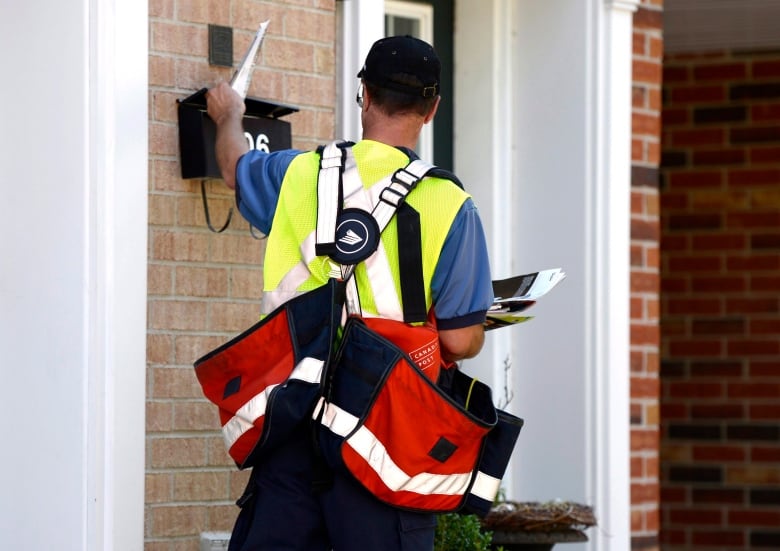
[586,2,640,549]
[88,0,149,549]
[336,0,384,142]
[0,0,147,549]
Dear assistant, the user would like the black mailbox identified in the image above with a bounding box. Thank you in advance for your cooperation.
[177,87,299,179]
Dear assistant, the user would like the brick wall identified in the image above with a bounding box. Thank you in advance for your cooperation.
[632,2,663,549]
[147,0,336,548]
[660,50,780,549]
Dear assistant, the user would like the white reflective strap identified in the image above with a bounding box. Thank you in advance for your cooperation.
[341,147,363,202]
[314,398,358,438]
[468,470,502,502]
[345,275,362,316]
[261,232,318,315]
[316,142,344,248]
[371,160,434,232]
[363,243,403,320]
[316,399,474,497]
[223,357,324,449]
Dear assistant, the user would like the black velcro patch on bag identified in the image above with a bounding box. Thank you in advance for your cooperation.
[223,376,242,399]
[428,436,458,463]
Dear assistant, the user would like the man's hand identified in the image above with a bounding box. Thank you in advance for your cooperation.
[206,82,249,189]
[206,82,246,125]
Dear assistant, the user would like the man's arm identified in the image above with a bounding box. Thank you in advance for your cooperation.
[206,82,249,189]
[439,325,485,362]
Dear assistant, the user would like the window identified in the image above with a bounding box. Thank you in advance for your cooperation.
[384,1,435,161]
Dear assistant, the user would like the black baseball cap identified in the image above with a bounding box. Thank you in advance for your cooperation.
[357,35,441,98]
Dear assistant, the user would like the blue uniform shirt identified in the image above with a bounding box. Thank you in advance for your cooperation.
[235,147,493,330]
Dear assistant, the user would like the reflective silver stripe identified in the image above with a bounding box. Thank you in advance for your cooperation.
[341,147,362,201]
[316,142,344,248]
[315,399,474,497]
[469,470,502,502]
[371,160,433,231]
[363,243,403,320]
[223,357,324,450]
[261,232,318,315]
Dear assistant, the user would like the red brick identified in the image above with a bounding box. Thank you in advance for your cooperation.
[728,168,780,186]
[660,487,687,504]
[752,103,780,122]
[752,275,780,292]
[669,508,722,525]
[730,125,780,144]
[634,112,661,135]
[632,482,660,503]
[728,509,780,526]
[691,530,744,546]
[667,256,721,272]
[693,63,748,82]
[728,383,780,399]
[691,403,744,419]
[667,380,724,398]
[633,85,648,108]
[727,211,780,228]
[691,149,746,166]
[632,375,660,398]
[660,192,688,210]
[669,213,723,231]
[667,298,722,316]
[660,532,686,549]
[725,297,779,315]
[635,59,663,85]
[632,271,660,293]
[663,66,689,83]
[691,233,746,250]
[670,171,724,188]
[692,444,745,462]
[632,218,661,241]
[633,31,647,56]
[632,428,660,450]
[670,85,727,104]
[726,254,780,271]
[750,146,780,163]
[752,447,780,463]
[691,275,746,293]
[634,6,663,29]
[662,107,690,126]
[750,360,780,376]
[692,488,745,505]
[750,318,780,334]
[750,404,780,419]
[661,276,690,294]
[661,403,688,420]
[670,128,725,147]
[753,59,780,78]
[728,339,780,356]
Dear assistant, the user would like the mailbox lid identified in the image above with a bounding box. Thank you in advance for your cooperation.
[178,87,299,119]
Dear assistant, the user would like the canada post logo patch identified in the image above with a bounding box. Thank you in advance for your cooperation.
[330,208,380,265]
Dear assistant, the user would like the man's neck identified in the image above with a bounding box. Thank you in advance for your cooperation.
[362,115,423,151]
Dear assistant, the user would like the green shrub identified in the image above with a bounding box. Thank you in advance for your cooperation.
[434,513,494,551]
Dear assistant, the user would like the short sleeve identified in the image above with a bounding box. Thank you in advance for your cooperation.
[431,198,494,329]
[235,148,302,234]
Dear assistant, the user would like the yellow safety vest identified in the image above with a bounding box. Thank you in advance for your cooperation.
[260,140,471,320]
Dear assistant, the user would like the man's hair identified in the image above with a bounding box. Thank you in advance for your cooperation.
[365,79,438,117]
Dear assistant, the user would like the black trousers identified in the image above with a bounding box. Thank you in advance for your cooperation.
[228,425,437,551]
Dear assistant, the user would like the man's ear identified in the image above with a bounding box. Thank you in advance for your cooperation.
[423,96,441,124]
